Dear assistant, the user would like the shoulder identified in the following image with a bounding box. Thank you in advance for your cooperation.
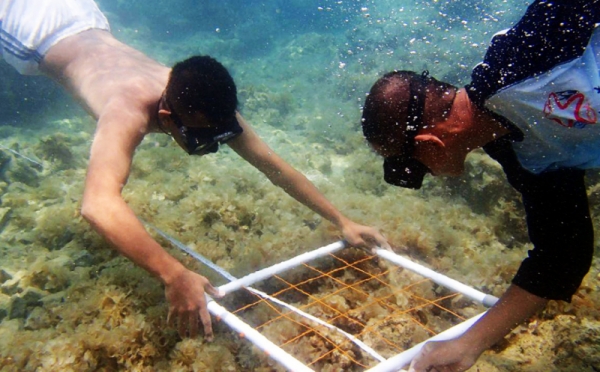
[467,0,599,106]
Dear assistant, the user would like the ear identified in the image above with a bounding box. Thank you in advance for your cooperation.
[414,133,445,148]
[155,109,175,135]
[158,109,174,129]
[158,108,172,120]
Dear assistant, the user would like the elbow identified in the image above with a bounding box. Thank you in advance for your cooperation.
[80,197,101,226]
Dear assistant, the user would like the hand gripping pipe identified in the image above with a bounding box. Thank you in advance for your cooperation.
[147,222,314,371]
[365,312,486,372]
[148,221,493,372]
[147,224,386,368]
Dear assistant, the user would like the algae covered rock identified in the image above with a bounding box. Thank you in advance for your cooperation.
[34,133,81,171]
[0,149,11,175]
[0,293,9,322]
[0,207,12,233]
[0,270,24,296]
[8,287,45,320]
[24,306,55,330]
[0,145,42,187]
[0,268,12,285]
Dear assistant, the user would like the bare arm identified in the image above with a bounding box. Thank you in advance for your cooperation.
[227,114,389,249]
[81,104,219,339]
[409,284,547,372]
[82,107,183,281]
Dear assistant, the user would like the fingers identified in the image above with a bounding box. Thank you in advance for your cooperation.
[165,271,218,341]
[204,281,224,298]
[358,228,391,253]
[167,309,174,328]
[409,343,435,372]
[377,236,392,251]
[346,230,376,249]
[169,307,211,340]
[424,366,457,372]
[409,365,448,372]
[178,310,188,338]
[409,341,466,372]
[368,228,391,251]
[189,311,199,339]
[198,292,214,342]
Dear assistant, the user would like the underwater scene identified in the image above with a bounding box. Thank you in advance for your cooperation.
[1,0,600,371]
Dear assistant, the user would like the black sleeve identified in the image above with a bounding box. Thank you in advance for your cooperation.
[467,0,600,107]
[484,140,594,302]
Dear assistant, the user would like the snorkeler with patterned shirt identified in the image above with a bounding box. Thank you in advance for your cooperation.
[0,0,389,340]
[362,0,599,370]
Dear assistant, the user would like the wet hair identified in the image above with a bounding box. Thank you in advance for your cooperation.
[166,55,238,123]
[361,70,457,155]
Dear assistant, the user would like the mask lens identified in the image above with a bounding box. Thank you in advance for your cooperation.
[163,94,243,156]
[383,156,430,189]
[187,129,241,155]
[180,119,243,156]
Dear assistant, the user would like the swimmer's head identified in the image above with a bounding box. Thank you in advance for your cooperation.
[160,56,242,155]
[361,70,456,189]
[166,55,238,122]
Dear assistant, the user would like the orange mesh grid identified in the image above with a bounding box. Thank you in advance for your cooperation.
[224,249,485,371]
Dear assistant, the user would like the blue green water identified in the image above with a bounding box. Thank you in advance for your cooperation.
[1,0,599,371]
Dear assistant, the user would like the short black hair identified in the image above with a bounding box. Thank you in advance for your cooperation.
[362,70,456,152]
[166,55,238,123]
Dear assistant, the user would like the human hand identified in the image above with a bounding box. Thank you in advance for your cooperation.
[164,268,222,340]
[340,219,391,253]
[408,339,480,372]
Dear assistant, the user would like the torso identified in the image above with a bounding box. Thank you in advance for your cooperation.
[485,30,600,173]
[466,1,600,174]
[39,29,169,133]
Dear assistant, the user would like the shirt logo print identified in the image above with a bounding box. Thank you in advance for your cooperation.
[543,90,597,128]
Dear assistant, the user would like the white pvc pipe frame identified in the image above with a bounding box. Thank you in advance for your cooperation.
[208,241,347,372]
[207,300,314,372]
[209,242,497,372]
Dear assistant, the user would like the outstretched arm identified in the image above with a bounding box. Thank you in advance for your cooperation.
[409,284,547,372]
[81,105,220,340]
[227,113,389,250]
